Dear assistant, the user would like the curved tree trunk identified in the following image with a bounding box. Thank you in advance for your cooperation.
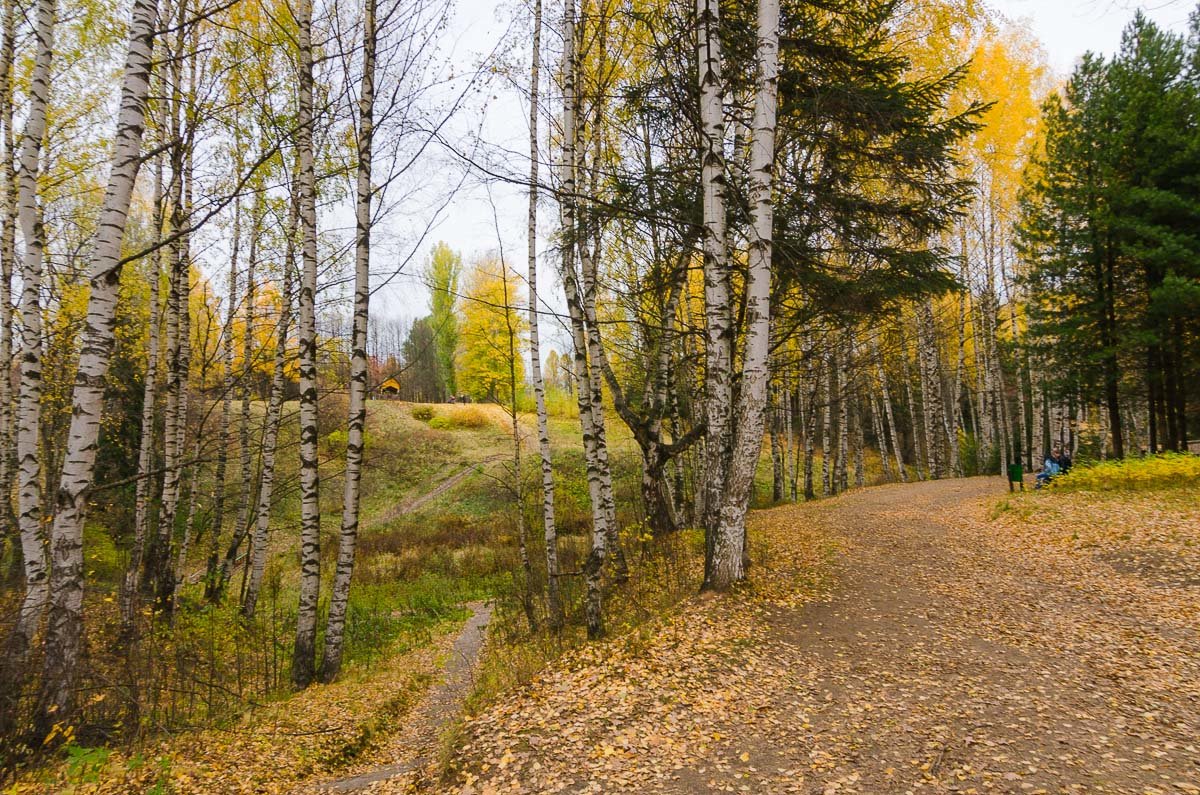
[4,0,54,699]
[37,0,158,732]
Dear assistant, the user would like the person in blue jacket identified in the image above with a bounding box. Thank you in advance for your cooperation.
[1036,449,1061,488]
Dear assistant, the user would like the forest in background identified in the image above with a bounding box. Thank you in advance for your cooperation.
[0,0,1196,781]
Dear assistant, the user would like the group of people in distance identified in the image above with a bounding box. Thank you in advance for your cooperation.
[1006,446,1073,491]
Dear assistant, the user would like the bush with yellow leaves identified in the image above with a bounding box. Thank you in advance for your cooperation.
[1052,453,1200,492]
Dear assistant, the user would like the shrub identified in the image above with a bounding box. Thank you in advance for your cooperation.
[438,404,491,429]
[1052,453,1200,492]
[411,405,435,422]
[428,416,450,430]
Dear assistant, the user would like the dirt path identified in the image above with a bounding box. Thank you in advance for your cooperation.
[371,455,506,529]
[446,477,1200,794]
[309,602,493,793]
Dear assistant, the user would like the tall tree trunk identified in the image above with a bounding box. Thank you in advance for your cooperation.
[770,385,784,502]
[836,345,849,493]
[321,0,376,679]
[873,340,906,482]
[821,352,833,495]
[123,155,164,630]
[917,301,945,479]
[803,364,816,499]
[697,0,733,586]
[241,196,295,619]
[235,199,258,546]
[152,109,188,613]
[0,0,16,552]
[559,0,606,640]
[903,347,925,481]
[871,389,890,480]
[205,185,238,601]
[37,0,158,732]
[526,0,562,633]
[710,0,778,589]
[292,0,322,689]
[4,0,53,696]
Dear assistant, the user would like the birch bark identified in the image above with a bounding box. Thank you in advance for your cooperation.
[292,0,322,688]
[9,0,54,671]
[0,0,15,540]
[525,0,562,632]
[696,0,733,580]
[38,0,158,730]
[709,0,778,588]
[559,0,607,639]
[123,155,164,629]
[205,186,238,600]
[321,0,375,679]
[241,195,295,619]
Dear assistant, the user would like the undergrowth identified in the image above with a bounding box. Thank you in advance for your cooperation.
[1050,453,1200,492]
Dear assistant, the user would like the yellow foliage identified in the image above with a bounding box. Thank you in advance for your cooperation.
[455,258,526,405]
[1052,454,1200,493]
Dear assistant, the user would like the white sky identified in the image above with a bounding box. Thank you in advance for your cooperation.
[369,0,1195,335]
[988,0,1193,73]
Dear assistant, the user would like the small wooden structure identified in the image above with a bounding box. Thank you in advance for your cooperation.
[376,376,401,399]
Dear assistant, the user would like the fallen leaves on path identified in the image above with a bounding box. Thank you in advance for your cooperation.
[425,478,1200,794]
[16,615,470,795]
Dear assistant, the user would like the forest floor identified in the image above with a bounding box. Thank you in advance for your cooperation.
[405,476,1200,795]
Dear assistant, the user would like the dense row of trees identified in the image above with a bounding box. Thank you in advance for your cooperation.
[0,0,1194,769]
[1019,12,1200,458]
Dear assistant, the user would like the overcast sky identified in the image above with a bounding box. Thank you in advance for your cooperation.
[989,0,1192,72]
[369,0,1195,333]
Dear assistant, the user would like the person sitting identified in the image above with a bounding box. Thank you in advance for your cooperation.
[1036,452,1060,488]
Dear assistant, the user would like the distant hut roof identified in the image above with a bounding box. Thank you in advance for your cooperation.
[378,376,401,393]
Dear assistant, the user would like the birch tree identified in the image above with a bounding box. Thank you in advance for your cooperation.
[37,0,159,731]
[7,0,55,674]
[321,0,376,681]
[525,0,562,632]
[708,0,779,589]
[292,0,322,688]
[242,194,296,619]
[696,0,733,585]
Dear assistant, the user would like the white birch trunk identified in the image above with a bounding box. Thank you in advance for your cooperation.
[696,0,733,579]
[0,0,15,545]
[559,0,608,638]
[292,0,322,688]
[241,199,295,619]
[9,0,53,667]
[821,353,833,495]
[38,0,158,730]
[710,0,777,589]
[321,0,375,680]
[526,0,562,632]
[204,187,237,600]
[917,301,945,479]
[873,340,906,482]
[123,155,164,629]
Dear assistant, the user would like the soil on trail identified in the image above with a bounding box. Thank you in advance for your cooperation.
[308,602,493,793]
[445,477,1200,794]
